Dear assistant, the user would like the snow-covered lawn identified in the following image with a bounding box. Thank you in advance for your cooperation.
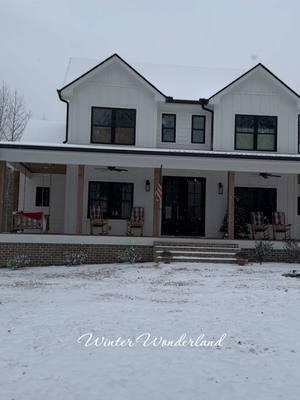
[1,262,300,400]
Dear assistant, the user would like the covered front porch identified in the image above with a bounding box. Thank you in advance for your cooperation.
[0,142,300,241]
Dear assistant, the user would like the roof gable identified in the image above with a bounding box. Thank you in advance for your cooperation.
[58,53,166,100]
[209,63,300,103]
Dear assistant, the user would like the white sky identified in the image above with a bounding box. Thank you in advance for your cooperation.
[1,0,300,121]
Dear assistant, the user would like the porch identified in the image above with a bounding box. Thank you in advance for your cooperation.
[0,142,300,242]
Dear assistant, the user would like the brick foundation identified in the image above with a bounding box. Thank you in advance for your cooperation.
[241,248,299,263]
[0,242,154,267]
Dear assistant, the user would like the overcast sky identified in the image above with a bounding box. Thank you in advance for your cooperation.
[1,0,300,121]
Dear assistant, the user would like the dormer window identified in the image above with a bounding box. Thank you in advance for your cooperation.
[235,115,277,151]
[91,107,136,145]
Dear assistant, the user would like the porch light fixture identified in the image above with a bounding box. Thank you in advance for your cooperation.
[218,182,223,195]
[145,179,151,192]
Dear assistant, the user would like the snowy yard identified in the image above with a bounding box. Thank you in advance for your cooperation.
[1,262,300,400]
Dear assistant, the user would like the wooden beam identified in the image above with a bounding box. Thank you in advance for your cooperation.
[227,171,235,240]
[76,165,85,234]
[0,161,7,232]
[153,168,161,237]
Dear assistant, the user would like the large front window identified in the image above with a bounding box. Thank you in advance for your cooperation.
[91,107,136,145]
[235,115,277,151]
[235,187,277,223]
[88,182,133,219]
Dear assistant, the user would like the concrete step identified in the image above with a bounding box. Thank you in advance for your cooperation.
[154,241,240,264]
[155,250,236,258]
[155,247,238,254]
[154,242,239,249]
[157,256,237,263]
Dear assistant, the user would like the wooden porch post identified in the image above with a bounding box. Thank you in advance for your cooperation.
[0,161,7,232]
[227,171,235,240]
[153,168,161,237]
[76,165,85,234]
[12,170,20,212]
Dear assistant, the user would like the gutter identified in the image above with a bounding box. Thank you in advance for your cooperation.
[1,142,300,162]
[199,98,214,150]
[57,89,69,144]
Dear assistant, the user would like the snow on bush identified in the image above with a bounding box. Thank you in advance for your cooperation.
[64,251,87,266]
[117,246,142,264]
[6,255,31,270]
[254,241,273,264]
[283,239,300,262]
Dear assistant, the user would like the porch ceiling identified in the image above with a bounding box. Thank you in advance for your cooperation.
[1,143,300,174]
[23,163,66,174]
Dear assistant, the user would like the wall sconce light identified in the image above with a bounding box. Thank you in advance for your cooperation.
[145,179,151,192]
[218,182,223,195]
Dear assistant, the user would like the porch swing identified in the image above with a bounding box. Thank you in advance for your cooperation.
[12,170,50,233]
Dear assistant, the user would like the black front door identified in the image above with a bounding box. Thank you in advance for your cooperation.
[161,176,206,236]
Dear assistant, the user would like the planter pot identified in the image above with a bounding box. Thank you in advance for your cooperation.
[163,258,172,264]
[237,258,248,266]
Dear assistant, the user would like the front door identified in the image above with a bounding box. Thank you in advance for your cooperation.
[161,176,206,236]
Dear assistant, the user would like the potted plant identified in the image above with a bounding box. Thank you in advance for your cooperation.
[236,251,248,266]
[160,251,172,264]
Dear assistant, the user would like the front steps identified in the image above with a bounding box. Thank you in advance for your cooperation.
[154,241,240,264]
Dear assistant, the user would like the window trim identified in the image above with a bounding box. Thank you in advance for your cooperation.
[90,106,136,145]
[35,187,50,207]
[87,181,134,220]
[191,115,206,144]
[161,113,176,143]
[234,114,277,152]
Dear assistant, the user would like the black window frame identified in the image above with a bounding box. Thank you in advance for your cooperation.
[88,181,134,220]
[35,187,50,207]
[91,106,136,145]
[191,115,206,144]
[161,113,176,143]
[234,114,277,152]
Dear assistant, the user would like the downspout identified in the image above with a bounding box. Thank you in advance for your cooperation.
[199,98,214,150]
[57,89,69,144]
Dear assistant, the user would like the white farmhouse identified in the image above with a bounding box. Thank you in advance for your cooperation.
[1,54,300,264]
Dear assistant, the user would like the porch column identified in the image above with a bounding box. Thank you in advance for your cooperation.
[0,161,7,232]
[153,168,161,237]
[64,165,79,234]
[76,165,85,234]
[227,171,235,240]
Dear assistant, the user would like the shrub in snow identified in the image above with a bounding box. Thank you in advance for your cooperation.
[283,239,300,263]
[7,255,31,270]
[117,246,142,264]
[64,251,87,266]
[254,241,273,264]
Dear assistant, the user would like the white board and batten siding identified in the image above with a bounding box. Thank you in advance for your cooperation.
[67,62,159,148]
[213,69,299,153]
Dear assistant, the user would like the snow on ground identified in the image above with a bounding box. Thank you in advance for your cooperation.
[0,262,300,400]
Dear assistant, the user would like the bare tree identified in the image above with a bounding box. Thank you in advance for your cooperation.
[0,82,31,141]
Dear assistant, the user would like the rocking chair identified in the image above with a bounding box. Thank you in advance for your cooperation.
[90,205,108,235]
[127,207,144,236]
[272,212,291,240]
[251,211,269,240]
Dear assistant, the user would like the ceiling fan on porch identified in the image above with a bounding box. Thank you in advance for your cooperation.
[259,172,281,179]
[94,166,128,172]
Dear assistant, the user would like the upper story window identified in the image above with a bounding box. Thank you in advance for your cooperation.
[91,107,136,145]
[191,115,205,144]
[235,115,277,151]
[162,113,176,142]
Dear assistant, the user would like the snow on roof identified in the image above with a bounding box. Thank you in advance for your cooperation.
[20,119,65,144]
[63,56,246,100]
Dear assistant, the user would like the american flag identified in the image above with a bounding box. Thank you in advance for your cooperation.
[155,165,163,202]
